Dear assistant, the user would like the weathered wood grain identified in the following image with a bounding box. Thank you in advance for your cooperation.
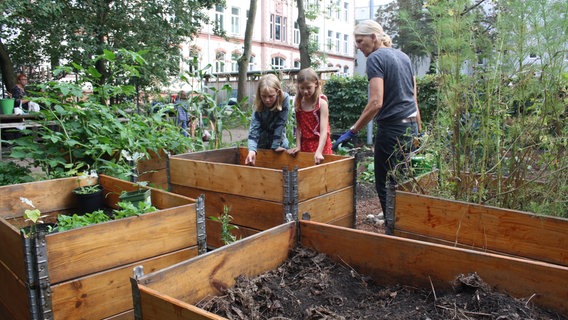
[393,191,568,266]
[51,248,197,320]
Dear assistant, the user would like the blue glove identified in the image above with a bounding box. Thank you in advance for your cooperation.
[332,130,356,151]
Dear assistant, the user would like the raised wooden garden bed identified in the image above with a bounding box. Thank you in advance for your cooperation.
[166,147,355,248]
[385,189,568,267]
[0,174,205,320]
[131,220,568,319]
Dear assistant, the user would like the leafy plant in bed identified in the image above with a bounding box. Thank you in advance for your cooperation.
[57,201,158,232]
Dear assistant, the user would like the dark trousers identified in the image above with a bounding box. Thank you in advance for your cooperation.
[374,121,418,213]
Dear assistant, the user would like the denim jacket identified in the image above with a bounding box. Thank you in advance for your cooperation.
[247,93,290,152]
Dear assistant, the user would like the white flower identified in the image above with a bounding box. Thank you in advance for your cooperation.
[20,197,35,208]
[89,170,98,179]
[121,150,145,162]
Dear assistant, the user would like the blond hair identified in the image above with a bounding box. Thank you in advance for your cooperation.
[294,68,322,112]
[254,74,285,112]
[354,20,392,48]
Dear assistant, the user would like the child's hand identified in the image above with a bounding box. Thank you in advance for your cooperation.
[245,151,256,166]
[274,147,286,152]
[287,147,300,156]
[314,152,324,165]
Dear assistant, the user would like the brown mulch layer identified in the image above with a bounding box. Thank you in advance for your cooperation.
[197,246,565,320]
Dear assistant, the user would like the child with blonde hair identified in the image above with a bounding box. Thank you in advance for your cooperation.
[287,68,332,164]
[245,74,290,166]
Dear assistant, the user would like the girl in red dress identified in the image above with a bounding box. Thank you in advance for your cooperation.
[287,68,332,164]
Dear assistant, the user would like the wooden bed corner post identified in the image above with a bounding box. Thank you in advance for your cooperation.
[282,167,299,223]
[166,152,172,192]
[385,182,396,235]
[22,227,53,320]
[196,195,207,255]
[353,152,360,229]
[131,265,145,320]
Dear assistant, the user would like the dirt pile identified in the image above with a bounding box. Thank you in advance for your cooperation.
[197,246,564,319]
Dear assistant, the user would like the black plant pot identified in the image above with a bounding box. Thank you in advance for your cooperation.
[73,187,104,214]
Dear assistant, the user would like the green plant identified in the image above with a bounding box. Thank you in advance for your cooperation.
[209,205,238,245]
[323,75,369,131]
[57,210,111,231]
[73,184,101,195]
[112,200,157,219]
[20,197,47,236]
[9,49,199,180]
[0,161,35,186]
[359,160,375,184]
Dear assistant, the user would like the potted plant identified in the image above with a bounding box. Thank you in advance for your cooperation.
[72,170,104,214]
[117,150,152,206]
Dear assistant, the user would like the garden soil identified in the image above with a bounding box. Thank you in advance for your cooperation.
[196,181,565,319]
[197,245,565,320]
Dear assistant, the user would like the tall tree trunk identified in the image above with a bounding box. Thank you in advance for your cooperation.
[296,0,311,69]
[0,39,16,96]
[237,0,257,107]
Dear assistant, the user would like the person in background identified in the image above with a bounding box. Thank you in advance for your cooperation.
[175,91,190,137]
[334,19,422,216]
[245,74,290,166]
[10,73,40,113]
[287,68,332,165]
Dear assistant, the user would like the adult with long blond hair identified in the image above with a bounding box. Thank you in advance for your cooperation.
[333,19,422,218]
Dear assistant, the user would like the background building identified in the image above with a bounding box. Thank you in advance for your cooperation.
[180,0,356,84]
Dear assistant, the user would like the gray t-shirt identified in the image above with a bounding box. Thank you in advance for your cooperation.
[366,47,416,123]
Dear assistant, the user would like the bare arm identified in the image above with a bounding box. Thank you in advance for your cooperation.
[351,77,383,133]
[314,99,330,164]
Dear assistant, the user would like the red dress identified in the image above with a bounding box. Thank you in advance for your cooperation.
[296,95,332,154]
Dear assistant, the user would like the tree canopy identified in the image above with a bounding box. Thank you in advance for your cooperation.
[0,0,224,91]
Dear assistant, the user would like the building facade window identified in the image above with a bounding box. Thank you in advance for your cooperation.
[327,30,334,51]
[336,32,341,53]
[271,14,287,42]
[343,2,349,22]
[271,56,286,69]
[294,60,301,69]
[293,22,300,45]
[310,26,320,51]
[231,52,240,72]
[215,5,224,32]
[215,51,225,73]
[343,34,349,54]
[231,7,240,34]
[249,55,256,71]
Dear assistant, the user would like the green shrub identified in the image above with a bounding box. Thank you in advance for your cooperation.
[323,75,368,132]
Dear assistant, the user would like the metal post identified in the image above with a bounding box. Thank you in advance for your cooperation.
[196,195,207,255]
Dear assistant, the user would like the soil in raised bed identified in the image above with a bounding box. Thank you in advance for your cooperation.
[197,246,566,320]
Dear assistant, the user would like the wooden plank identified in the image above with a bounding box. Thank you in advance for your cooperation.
[297,186,354,224]
[171,185,284,231]
[0,177,77,216]
[0,260,28,320]
[299,220,568,316]
[0,218,26,280]
[138,286,224,320]
[136,222,296,304]
[174,147,240,164]
[104,310,133,320]
[297,158,354,201]
[206,219,260,249]
[394,191,568,266]
[242,147,353,170]
[325,213,355,229]
[46,204,198,283]
[169,157,283,202]
[51,247,198,320]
